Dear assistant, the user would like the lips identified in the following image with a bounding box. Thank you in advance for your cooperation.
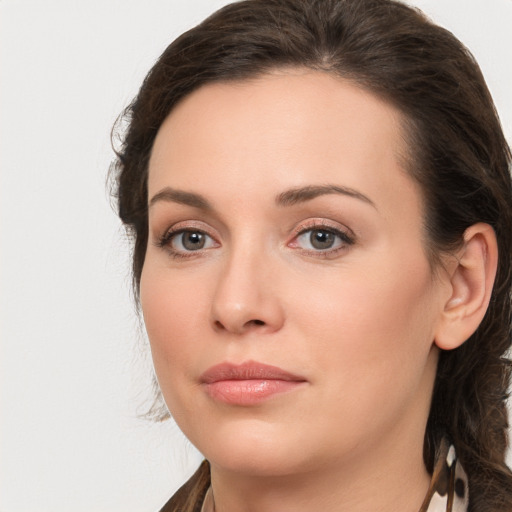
[200,360,307,405]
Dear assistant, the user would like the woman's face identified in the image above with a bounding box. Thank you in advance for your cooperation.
[141,71,449,477]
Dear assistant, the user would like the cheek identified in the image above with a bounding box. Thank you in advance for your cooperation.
[287,260,438,455]
[140,265,210,384]
[140,264,221,432]
[290,249,438,394]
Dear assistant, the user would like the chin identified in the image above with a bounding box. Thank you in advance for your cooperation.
[186,418,316,477]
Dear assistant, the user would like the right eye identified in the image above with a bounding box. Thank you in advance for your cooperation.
[159,229,217,254]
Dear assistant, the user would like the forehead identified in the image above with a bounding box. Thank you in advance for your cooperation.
[148,70,416,216]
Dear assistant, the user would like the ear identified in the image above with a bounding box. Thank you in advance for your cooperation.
[434,223,498,351]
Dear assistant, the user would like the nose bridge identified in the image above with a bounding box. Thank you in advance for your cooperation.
[211,234,284,334]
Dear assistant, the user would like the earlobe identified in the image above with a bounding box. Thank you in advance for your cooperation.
[434,223,498,351]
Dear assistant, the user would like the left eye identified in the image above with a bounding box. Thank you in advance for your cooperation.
[295,228,350,251]
[170,230,216,252]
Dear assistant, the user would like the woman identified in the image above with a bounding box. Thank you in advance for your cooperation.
[111,0,512,510]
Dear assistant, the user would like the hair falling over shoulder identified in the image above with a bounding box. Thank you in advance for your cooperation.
[110,0,512,509]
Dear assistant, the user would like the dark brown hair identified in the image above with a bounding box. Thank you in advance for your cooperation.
[111,0,512,509]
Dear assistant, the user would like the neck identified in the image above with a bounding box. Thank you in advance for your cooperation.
[209,430,431,512]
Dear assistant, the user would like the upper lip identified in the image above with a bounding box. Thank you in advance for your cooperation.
[200,360,306,384]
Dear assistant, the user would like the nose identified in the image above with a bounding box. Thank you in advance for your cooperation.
[210,246,285,335]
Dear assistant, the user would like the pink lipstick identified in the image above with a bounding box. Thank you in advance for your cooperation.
[200,361,307,405]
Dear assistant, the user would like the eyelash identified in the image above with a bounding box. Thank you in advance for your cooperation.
[155,220,355,259]
[290,220,355,258]
[156,226,218,259]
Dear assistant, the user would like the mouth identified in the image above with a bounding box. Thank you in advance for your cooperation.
[200,360,307,406]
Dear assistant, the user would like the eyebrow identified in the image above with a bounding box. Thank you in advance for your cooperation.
[149,183,376,210]
[149,187,212,210]
[276,184,376,209]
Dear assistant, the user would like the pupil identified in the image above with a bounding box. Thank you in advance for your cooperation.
[310,230,334,250]
[183,232,205,250]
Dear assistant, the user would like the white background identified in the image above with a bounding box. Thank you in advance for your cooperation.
[1,1,511,511]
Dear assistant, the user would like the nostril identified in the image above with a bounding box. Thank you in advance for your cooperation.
[212,318,267,333]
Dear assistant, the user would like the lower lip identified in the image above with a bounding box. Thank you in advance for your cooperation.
[203,379,305,405]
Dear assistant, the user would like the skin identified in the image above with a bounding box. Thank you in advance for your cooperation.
[141,70,458,512]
